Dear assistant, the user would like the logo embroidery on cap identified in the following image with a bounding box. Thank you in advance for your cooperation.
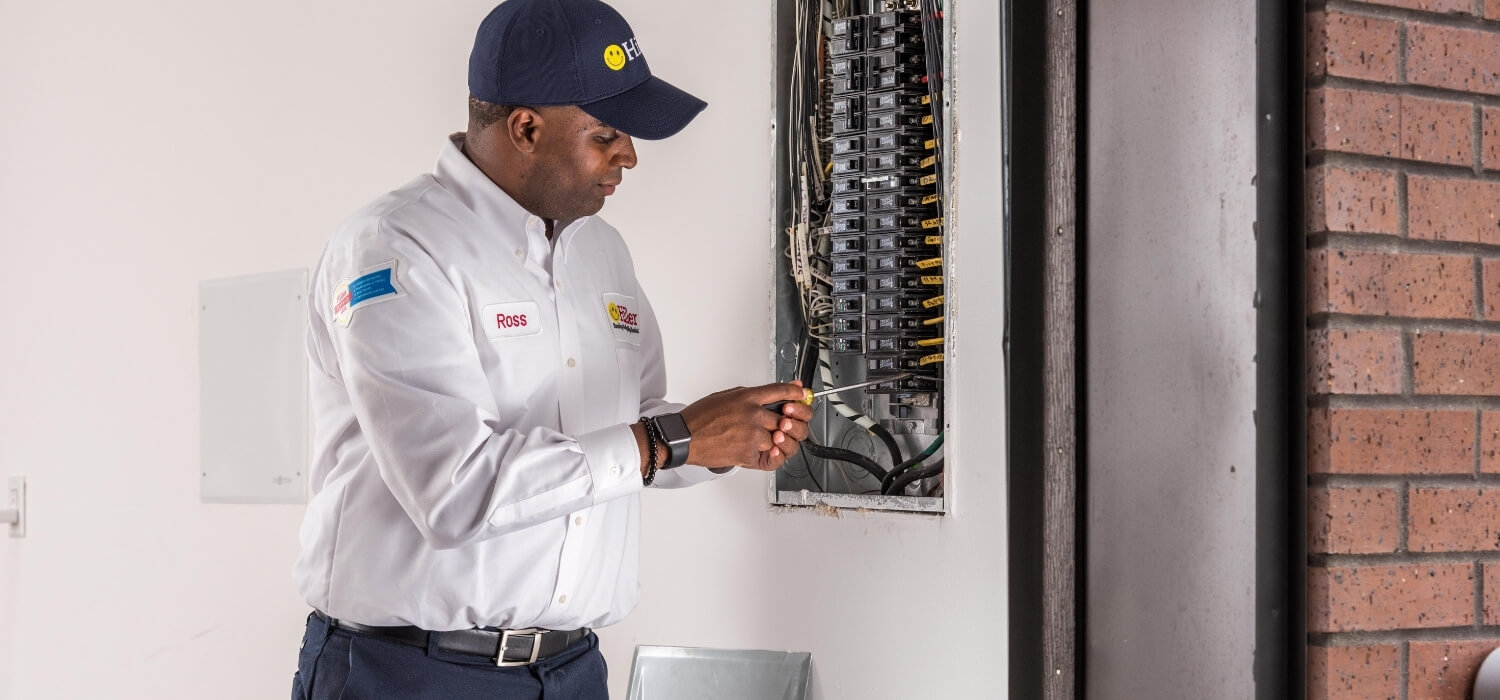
[603,38,641,71]
[602,293,642,345]
[332,261,403,328]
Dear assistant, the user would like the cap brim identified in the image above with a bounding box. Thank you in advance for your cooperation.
[578,76,707,141]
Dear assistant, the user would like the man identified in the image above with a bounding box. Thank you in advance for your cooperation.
[288,0,813,697]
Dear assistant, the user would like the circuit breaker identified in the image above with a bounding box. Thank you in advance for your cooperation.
[771,0,948,513]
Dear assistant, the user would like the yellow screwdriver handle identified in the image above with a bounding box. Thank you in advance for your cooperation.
[762,387,815,412]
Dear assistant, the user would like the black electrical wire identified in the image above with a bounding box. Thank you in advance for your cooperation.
[885,460,944,497]
[879,436,942,494]
[803,440,889,480]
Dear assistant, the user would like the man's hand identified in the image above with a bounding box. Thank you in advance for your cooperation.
[680,382,813,471]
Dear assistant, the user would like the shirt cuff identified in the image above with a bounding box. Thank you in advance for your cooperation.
[576,423,646,503]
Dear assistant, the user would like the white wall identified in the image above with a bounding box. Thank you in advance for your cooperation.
[0,1,1006,698]
[1085,0,1258,697]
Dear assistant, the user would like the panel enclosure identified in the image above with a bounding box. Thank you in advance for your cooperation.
[769,0,954,513]
[199,269,310,504]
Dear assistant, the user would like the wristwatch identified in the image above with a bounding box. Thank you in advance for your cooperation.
[651,413,692,469]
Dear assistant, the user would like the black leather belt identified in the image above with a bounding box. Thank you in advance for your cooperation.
[313,610,588,666]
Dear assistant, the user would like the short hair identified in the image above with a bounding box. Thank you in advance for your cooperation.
[468,97,519,131]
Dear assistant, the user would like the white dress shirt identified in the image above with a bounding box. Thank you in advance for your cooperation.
[294,134,727,631]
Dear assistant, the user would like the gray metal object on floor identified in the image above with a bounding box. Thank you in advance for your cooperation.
[626,646,811,700]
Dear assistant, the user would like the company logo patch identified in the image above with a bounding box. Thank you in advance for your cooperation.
[332,261,403,327]
[482,301,542,340]
[603,37,641,71]
[602,293,641,345]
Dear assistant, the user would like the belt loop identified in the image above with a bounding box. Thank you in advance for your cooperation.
[321,613,334,642]
[425,630,440,657]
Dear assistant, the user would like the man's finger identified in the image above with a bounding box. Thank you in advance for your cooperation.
[779,401,813,422]
[748,382,808,404]
[780,418,810,443]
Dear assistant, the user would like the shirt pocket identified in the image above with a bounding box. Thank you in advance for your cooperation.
[616,346,642,420]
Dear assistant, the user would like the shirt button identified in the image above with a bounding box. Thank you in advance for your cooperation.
[515,248,524,258]
[574,515,584,526]
[557,594,568,605]
[609,466,621,478]
[567,357,577,368]
[555,281,564,291]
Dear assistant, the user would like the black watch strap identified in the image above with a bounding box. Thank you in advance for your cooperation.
[652,413,692,469]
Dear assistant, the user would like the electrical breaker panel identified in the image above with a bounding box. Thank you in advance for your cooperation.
[771,0,948,513]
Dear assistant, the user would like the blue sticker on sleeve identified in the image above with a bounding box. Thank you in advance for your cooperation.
[332,261,403,327]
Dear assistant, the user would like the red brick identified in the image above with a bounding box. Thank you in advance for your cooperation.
[1308,12,1401,83]
[1408,22,1500,96]
[1309,486,1400,553]
[1410,640,1498,700]
[1308,328,1405,395]
[1409,176,1500,244]
[1490,2,1500,21]
[1486,107,1500,170]
[1308,564,1474,632]
[1308,644,1401,700]
[1485,260,1500,320]
[1309,87,1400,157]
[1413,331,1500,395]
[1308,249,1474,319]
[1310,408,1475,475]
[1410,488,1500,551]
[1483,411,1500,472]
[1306,166,1399,235]
[1363,0,1472,13]
[1401,95,1475,166]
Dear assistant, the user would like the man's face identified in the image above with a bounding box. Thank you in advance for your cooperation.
[528,106,638,220]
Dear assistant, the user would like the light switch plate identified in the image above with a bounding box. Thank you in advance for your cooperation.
[8,477,25,538]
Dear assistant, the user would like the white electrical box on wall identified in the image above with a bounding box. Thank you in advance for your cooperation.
[199,269,310,504]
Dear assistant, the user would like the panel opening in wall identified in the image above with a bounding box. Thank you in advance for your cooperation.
[769,0,958,514]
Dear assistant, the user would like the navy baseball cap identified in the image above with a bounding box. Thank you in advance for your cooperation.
[468,0,708,140]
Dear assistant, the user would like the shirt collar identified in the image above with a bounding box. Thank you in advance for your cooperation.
[432,133,592,261]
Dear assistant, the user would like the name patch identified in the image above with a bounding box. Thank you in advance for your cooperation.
[482,301,542,339]
[602,293,642,345]
[333,261,403,327]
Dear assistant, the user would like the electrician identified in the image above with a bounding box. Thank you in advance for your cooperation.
[287,0,813,697]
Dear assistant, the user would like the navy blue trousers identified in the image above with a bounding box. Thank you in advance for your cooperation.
[291,613,609,699]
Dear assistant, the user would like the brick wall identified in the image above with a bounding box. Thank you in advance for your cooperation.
[1307,2,1500,698]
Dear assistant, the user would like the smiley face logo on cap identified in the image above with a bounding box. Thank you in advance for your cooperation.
[604,45,627,71]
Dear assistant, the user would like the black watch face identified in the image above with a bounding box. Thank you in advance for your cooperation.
[657,413,690,442]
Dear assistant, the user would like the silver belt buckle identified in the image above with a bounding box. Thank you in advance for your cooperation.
[496,628,544,667]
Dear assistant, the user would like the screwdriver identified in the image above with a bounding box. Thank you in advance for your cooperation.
[763,373,913,411]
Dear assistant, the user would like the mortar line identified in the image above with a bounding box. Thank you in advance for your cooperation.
[1314,625,1500,645]
[1478,104,1486,175]
[1397,170,1409,240]
[1476,257,1487,323]
[1398,19,1408,86]
[1322,393,1500,410]
[1401,640,1410,700]
[1478,561,1486,628]
[1479,407,1487,478]
[1313,231,1500,257]
[1320,74,1500,108]
[1313,473,1496,488]
[1399,482,1410,552]
[1402,330,1415,396]
[1330,0,1495,30]
[1311,151,1491,180]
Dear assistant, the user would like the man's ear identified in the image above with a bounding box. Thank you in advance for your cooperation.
[507,107,544,154]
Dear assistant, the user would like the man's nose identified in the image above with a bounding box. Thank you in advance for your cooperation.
[615,135,638,169]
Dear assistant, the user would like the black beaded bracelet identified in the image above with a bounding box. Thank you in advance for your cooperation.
[639,416,660,486]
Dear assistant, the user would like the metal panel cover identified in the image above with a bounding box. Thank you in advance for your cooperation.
[627,646,811,700]
[199,268,309,504]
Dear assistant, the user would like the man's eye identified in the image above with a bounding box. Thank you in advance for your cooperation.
[595,132,618,144]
